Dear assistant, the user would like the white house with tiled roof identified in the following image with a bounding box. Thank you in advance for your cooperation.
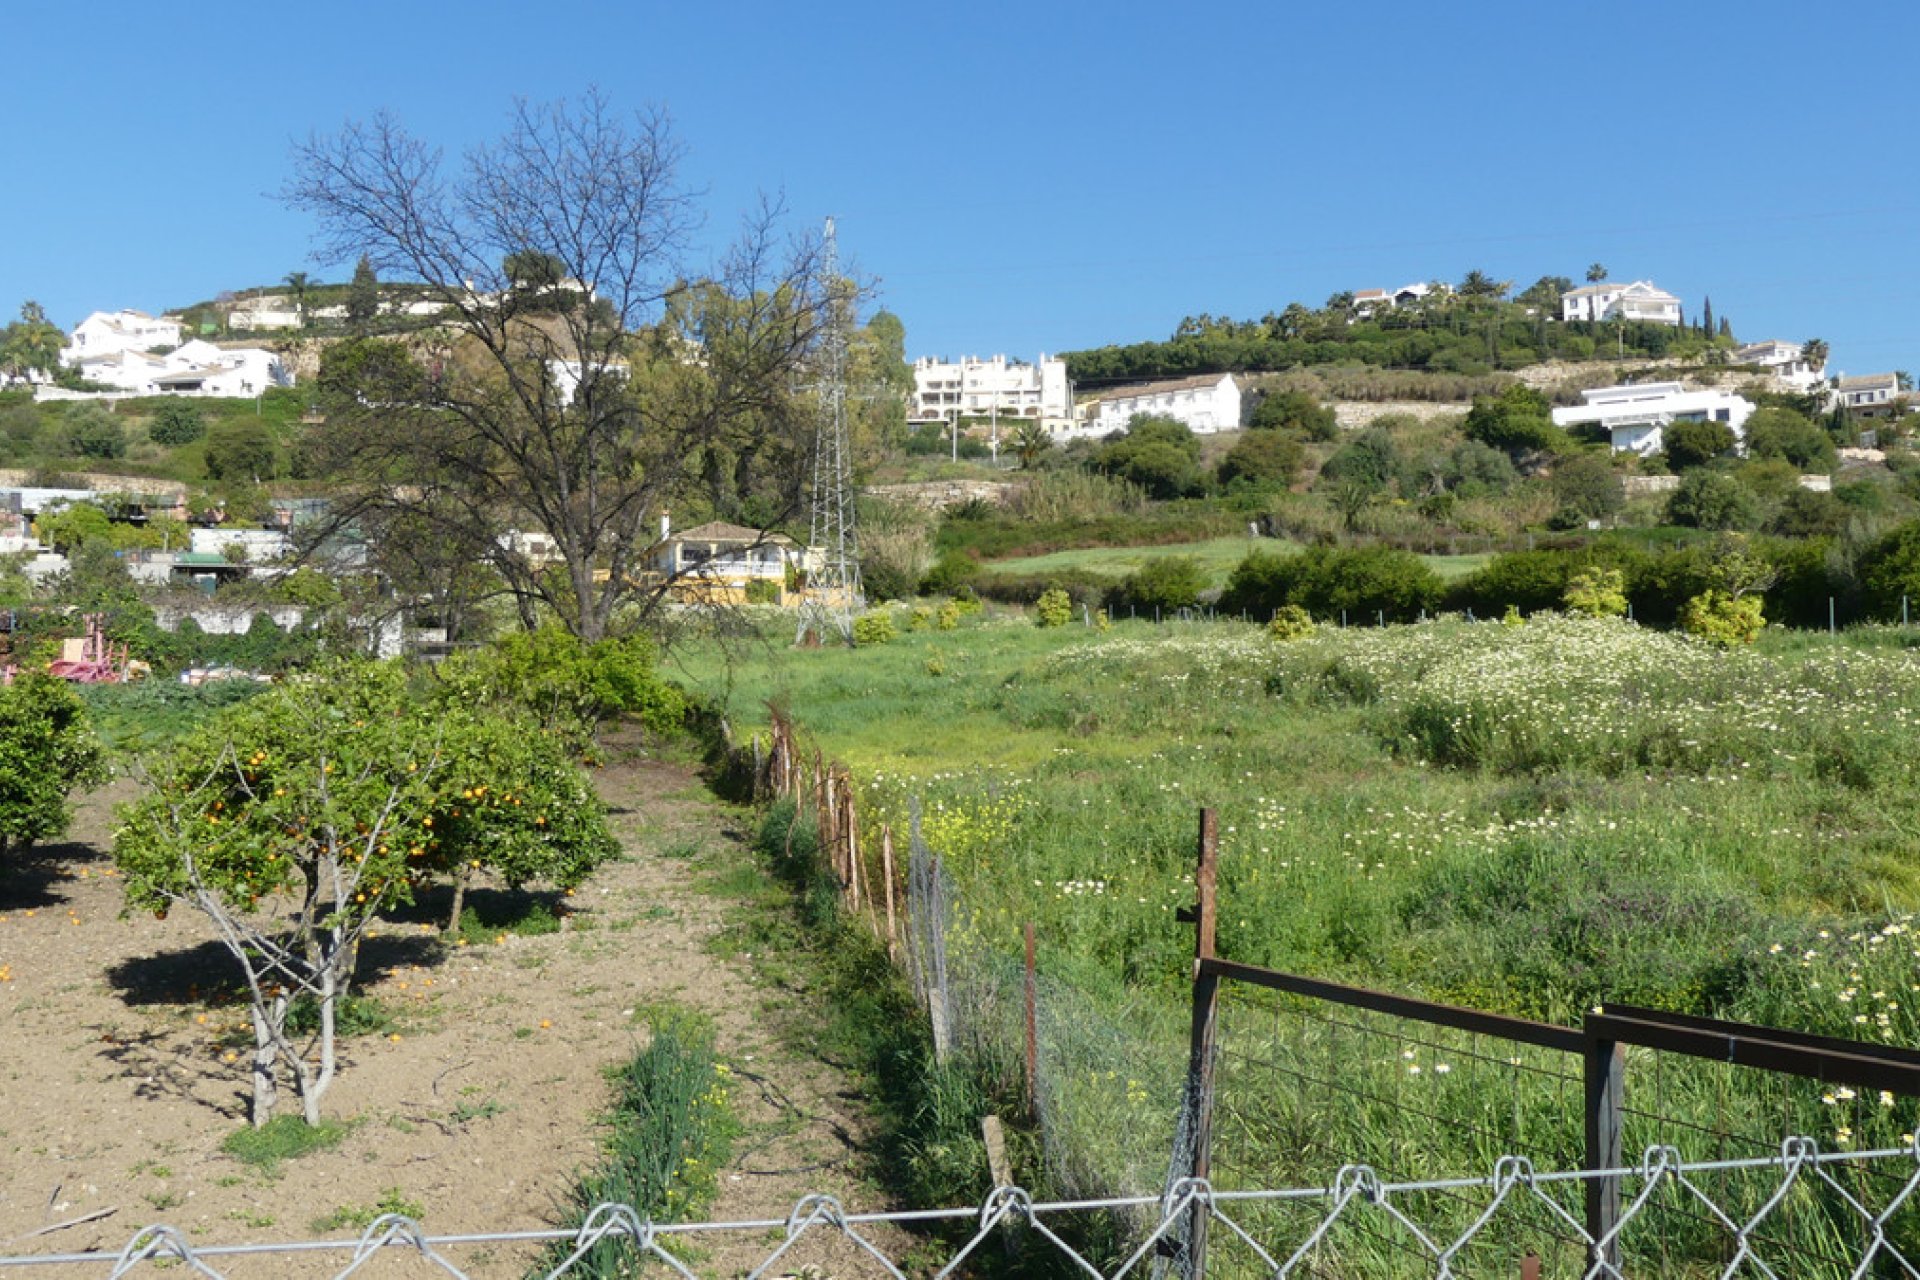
[60,310,183,364]
[1734,340,1825,391]
[1560,280,1682,326]
[1836,373,1907,418]
[1088,372,1241,436]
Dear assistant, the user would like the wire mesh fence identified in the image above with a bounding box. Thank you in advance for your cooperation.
[9,1140,1920,1278]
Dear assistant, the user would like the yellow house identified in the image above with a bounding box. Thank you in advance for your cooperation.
[648,520,805,606]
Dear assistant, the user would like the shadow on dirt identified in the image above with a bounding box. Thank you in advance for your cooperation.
[104,933,444,1008]
[0,839,112,911]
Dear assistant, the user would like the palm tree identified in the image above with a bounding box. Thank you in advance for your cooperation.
[1012,421,1052,470]
[1802,338,1830,375]
[1586,263,1609,284]
[283,271,312,326]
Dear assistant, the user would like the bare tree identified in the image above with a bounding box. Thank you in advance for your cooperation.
[284,93,831,640]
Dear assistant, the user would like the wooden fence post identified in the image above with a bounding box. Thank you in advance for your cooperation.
[1025,922,1040,1120]
[880,824,899,962]
[1584,1023,1625,1273]
[1180,809,1220,1280]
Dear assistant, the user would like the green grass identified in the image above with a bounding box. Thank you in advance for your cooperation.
[978,536,1489,587]
[220,1115,350,1172]
[311,1187,425,1233]
[674,610,1920,1241]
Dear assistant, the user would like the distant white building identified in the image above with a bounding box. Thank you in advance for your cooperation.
[1560,280,1683,327]
[1835,373,1907,418]
[1350,282,1436,319]
[1550,381,1754,457]
[1088,373,1241,437]
[189,527,294,564]
[1733,340,1825,391]
[67,336,292,397]
[60,310,183,363]
[911,354,1070,428]
[226,297,304,331]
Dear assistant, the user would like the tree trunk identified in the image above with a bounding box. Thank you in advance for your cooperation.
[249,1000,281,1127]
[446,864,471,932]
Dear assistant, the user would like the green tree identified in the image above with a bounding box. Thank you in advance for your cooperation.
[1115,557,1206,615]
[147,401,207,446]
[1318,426,1399,494]
[1667,470,1759,530]
[204,420,278,482]
[1249,389,1336,438]
[1586,263,1609,284]
[1743,407,1835,471]
[1662,419,1736,471]
[1010,421,1053,469]
[1462,385,1563,460]
[0,301,65,385]
[1857,520,1920,620]
[1551,452,1624,522]
[1094,415,1200,498]
[1217,430,1303,491]
[60,404,127,459]
[283,271,312,326]
[113,662,618,1126]
[0,675,106,862]
[345,255,380,330]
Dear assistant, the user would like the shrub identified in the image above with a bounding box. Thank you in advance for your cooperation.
[1007,470,1148,522]
[1216,431,1304,491]
[1034,588,1072,628]
[148,401,207,446]
[744,579,781,605]
[1744,407,1836,471]
[1112,556,1207,615]
[1266,604,1315,640]
[1663,420,1736,471]
[60,405,127,460]
[919,549,980,596]
[1224,545,1439,622]
[1249,388,1336,437]
[1463,385,1563,459]
[1857,520,1920,621]
[852,612,897,646]
[1667,470,1759,530]
[1681,590,1765,646]
[1447,549,1586,618]
[1563,567,1628,618]
[935,600,962,630]
[437,625,685,742]
[0,674,107,861]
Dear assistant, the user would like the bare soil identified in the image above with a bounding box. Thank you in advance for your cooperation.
[0,742,901,1277]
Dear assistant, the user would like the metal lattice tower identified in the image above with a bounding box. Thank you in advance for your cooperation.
[796,216,863,646]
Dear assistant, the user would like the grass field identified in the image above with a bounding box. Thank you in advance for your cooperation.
[674,608,1920,1249]
[976,536,1490,585]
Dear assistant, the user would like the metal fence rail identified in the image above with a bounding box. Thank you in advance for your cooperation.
[5,1139,1920,1278]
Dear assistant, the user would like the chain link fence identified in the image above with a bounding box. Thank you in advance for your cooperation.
[8,1139,1920,1277]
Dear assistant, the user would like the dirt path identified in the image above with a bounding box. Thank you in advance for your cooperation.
[0,743,899,1277]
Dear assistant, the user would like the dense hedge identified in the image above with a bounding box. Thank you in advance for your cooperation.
[1220,546,1442,623]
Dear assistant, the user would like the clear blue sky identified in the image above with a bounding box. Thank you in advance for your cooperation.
[5,1,1917,378]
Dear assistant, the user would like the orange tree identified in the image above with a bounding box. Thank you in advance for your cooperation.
[113,660,616,1126]
[0,674,106,864]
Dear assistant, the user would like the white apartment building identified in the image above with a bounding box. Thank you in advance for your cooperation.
[1560,280,1683,327]
[1550,381,1754,458]
[1087,373,1242,437]
[1734,340,1825,391]
[910,354,1070,427]
[60,310,184,363]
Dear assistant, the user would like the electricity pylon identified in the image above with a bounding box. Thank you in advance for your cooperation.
[795,216,863,646]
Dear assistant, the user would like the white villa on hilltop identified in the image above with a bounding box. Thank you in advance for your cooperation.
[1560,281,1683,327]
[1084,373,1242,438]
[910,354,1071,429]
[1733,340,1826,391]
[57,314,292,397]
[1550,382,1754,457]
[59,310,183,364]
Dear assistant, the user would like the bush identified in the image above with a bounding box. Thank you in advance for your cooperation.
[1744,407,1835,471]
[852,612,897,646]
[1563,567,1628,618]
[1221,545,1440,622]
[1680,590,1765,646]
[1463,385,1563,459]
[437,626,686,742]
[59,404,127,460]
[1667,470,1759,530]
[1858,520,1920,621]
[1112,556,1207,615]
[1034,588,1072,628]
[148,401,207,446]
[1217,431,1304,491]
[919,549,980,596]
[1663,420,1736,471]
[0,674,107,860]
[203,420,278,483]
[1266,604,1315,640]
[935,600,962,630]
[1248,389,1336,439]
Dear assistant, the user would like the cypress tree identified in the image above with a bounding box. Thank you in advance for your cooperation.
[1702,295,1714,339]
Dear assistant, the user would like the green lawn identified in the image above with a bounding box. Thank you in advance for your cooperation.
[977,536,1491,584]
